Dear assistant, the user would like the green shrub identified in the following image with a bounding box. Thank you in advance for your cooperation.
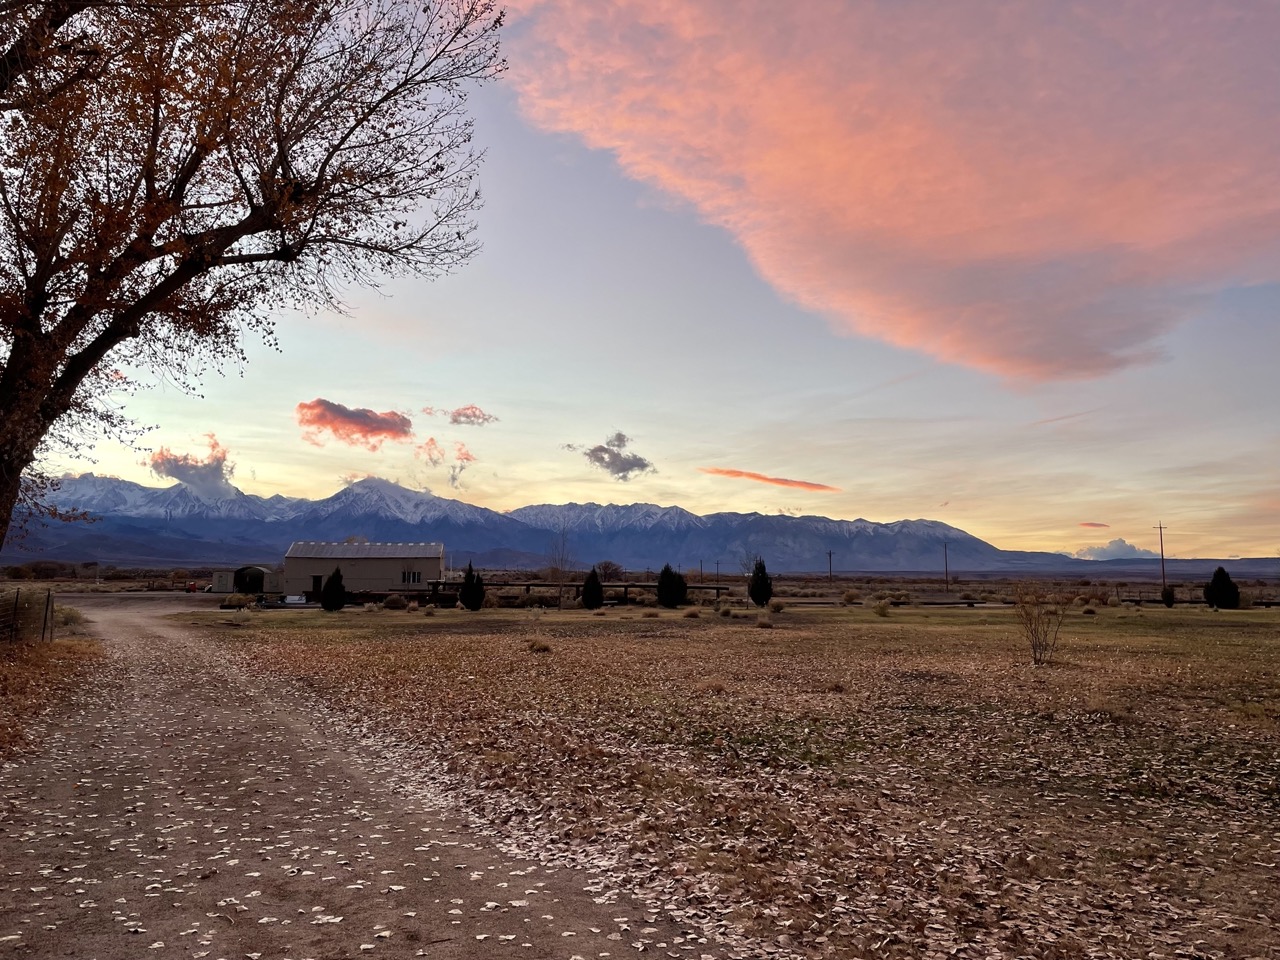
[748,558,773,608]
[320,568,345,612]
[581,567,605,610]
[1160,585,1175,608]
[382,593,408,610]
[1203,567,1240,610]
[459,562,485,611]
[872,599,891,617]
[656,564,688,608]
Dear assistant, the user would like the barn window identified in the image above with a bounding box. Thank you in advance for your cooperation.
[401,569,421,584]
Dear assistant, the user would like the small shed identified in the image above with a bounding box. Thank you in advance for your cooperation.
[283,541,445,598]
[211,567,283,594]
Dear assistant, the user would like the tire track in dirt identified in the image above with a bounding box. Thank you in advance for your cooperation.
[0,597,742,960]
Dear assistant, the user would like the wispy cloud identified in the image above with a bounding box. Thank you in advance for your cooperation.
[1032,411,1096,428]
[1079,521,1110,528]
[148,434,238,500]
[507,1,1280,379]
[700,466,840,493]
[566,431,655,481]
[296,398,414,451]
[415,437,445,465]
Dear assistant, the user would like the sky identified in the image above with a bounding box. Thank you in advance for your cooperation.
[73,0,1280,561]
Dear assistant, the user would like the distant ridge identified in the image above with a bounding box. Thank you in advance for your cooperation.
[2,474,1270,578]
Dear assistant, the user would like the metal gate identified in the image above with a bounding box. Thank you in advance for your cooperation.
[0,588,54,643]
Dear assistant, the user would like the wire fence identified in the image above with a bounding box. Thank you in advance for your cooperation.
[0,588,54,643]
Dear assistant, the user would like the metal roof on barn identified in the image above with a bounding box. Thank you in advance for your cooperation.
[285,541,444,559]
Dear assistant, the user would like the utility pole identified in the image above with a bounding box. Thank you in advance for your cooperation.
[943,541,950,593]
[827,550,833,584]
[715,560,720,583]
[1154,522,1167,590]
[700,560,704,583]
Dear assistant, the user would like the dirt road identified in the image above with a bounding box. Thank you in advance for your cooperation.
[0,596,742,960]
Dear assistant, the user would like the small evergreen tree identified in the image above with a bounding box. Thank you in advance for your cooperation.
[320,567,346,612]
[459,561,486,611]
[656,563,688,608]
[748,557,773,607]
[582,566,605,610]
[1160,585,1175,608]
[1203,566,1240,609]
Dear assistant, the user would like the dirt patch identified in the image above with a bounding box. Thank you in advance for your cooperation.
[0,597,749,959]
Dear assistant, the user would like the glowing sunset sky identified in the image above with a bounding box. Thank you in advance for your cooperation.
[80,1,1280,560]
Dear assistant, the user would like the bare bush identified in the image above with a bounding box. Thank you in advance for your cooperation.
[1014,582,1069,666]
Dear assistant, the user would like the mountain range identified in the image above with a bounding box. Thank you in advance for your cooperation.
[2,474,1270,578]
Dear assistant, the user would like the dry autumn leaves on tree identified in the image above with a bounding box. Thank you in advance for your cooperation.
[0,0,503,547]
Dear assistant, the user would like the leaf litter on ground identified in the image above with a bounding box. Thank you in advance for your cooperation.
[204,604,1279,959]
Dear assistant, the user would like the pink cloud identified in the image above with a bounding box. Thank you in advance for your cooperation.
[1079,522,1111,529]
[506,1,1280,379]
[296,398,413,451]
[699,466,840,493]
[451,404,498,426]
[422,404,499,426]
[454,441,477,463]
[415,437,445,465]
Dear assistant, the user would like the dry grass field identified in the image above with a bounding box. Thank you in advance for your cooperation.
[197,601,1277,959]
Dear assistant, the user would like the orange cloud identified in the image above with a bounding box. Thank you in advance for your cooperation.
[454,441,477,463]
[296,398,413,451]
[506,1,1280,379]
[700,466,840,493]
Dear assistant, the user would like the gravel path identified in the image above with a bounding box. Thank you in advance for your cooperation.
[0,597,737,960]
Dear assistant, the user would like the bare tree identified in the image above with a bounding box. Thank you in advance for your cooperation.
[1013,581,1069,666]
[545,522,574,609]
[0,0,503,546]
[594,559,624,582]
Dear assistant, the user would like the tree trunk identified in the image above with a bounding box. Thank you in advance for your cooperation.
[0,438,39,552]
[0,340,74,550]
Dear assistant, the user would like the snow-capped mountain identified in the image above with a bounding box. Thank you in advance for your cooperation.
[10,473,1085,572]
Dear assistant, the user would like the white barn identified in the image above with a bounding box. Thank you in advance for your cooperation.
[284,541,445,599]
